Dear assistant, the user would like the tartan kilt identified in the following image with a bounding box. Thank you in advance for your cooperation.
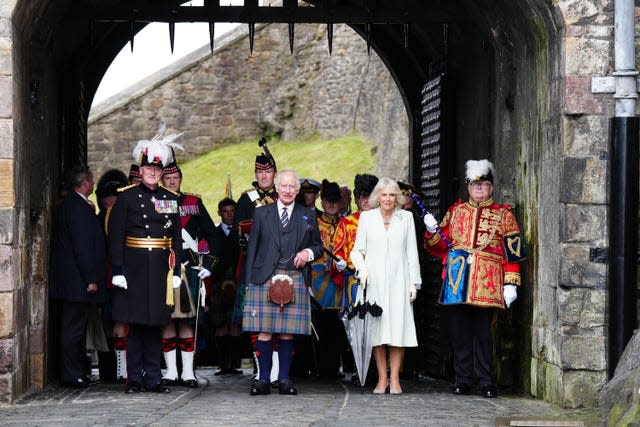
[170,267,199,319]
[242,269,311,335]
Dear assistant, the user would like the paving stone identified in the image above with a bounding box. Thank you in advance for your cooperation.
[0,368,601,426]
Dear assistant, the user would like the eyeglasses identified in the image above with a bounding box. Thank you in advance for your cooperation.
[469,181,492,189]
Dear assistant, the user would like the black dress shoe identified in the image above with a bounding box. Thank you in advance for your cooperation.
[250,379,271,396]
[160,378,177,386]
[182,379,198,388]
[228,368,243,375]
[278,378,297,395]
[452,383,470,395]
[62,376,92,388]
[214,368,228,376]
[125,381,143,394]
[148,384,171,393]
[481,385,498,398]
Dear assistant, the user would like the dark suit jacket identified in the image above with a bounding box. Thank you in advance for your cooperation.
[50,191,106,303]
[244,202,323,286]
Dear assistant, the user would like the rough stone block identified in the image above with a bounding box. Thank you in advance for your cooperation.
[559,244,607,287]
[0,372,10,404]
[531,324,561,366]
[0,244,12,291]
[558,287,584,325]
[530,357,564,405]
[557,0,598,26]
[563,75,609,115]
[0,76,11,118]
[560,156,607,204]
[0,158,13,207]
[562,115,609,156]
[0,291,13,337]
[560,204,606,243]
[0,118,13,158]
[0,337,11,373]
[563,369,607,408]
[565,37,612,75]
[0,209,13,244]
[561,334,606,370]
[30,353,44,390]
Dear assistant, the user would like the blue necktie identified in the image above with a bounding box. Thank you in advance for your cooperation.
[281,207,289,228]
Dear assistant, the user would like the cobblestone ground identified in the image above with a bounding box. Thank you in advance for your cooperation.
[0,369,601,427]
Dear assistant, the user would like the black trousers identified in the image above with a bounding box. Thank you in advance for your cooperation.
[59,301,90,383]
[448,305,495,387]
[127,324,162,388]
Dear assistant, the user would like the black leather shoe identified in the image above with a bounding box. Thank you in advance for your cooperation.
[214,368,228,376]
[160,377,177,386]
[228,368,243,375]
[481,385,498,398]
[148,384,171,394]
[182,379,198,388]
[62,376,92,388]
[452,383,470,395]
[250,379,271,396]
[278,378,298,395]
[125,381,143,394]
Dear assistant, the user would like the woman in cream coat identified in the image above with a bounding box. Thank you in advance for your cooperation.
[350,177,421,395]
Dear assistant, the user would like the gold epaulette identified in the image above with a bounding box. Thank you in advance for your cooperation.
[182,191,202,199]
[117,183,138,193]
[241,187,255,195]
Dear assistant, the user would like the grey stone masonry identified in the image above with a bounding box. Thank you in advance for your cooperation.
[88,23,409,182]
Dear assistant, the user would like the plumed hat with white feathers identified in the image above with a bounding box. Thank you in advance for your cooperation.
[132,121,184,168]
[465,159,495,183]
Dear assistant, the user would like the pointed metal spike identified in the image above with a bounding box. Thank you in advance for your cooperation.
[169,21,175,54]
[365,23,371,55]
[249,22,255,55]
[209,21,215,54]
[327,23,333,56]
[404,23,409,50]
[288,22,294,54]
[129,20,135,52]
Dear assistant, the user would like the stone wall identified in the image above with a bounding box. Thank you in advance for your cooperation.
[88,23,409,182]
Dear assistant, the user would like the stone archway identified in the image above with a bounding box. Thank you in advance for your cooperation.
[2,0,614,409]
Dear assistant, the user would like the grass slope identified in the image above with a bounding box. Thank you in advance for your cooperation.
[180,134,376,216]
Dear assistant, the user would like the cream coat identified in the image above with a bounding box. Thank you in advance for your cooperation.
[350,208,421,347]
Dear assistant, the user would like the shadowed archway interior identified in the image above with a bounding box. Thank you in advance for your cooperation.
[11,0,561,399]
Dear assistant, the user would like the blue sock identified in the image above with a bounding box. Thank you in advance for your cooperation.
[255,340,272,382]
[278,339,295,381]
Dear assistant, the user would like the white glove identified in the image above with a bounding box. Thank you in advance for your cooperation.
[112,275,128,290]
[356,269,368,289]
[173,275,182,289]
[409,284,417,302]
[197,268,211,279]
[504,284,518,308]
[335,257,347,271]
[423,213,438,233]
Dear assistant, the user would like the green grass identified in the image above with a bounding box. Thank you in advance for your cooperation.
[179,134,376,217]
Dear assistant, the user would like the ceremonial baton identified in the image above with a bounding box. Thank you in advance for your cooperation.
[322,247,356,275]
[409,192,453,249]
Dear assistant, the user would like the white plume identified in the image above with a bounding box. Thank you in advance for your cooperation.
[465,159,495,182]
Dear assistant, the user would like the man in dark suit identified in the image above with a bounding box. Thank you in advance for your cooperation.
[242,169,323,396]
[50,165,106,388]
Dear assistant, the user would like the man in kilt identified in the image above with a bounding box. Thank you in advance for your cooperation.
[108,124,183,394]
[160,161,217,388]
[242,169,323,396]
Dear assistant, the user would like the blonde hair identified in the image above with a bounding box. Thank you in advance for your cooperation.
[368,177,406,210]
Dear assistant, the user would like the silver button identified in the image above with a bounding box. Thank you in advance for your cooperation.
[145,225,149,228]
[143,214,147,218]
[141,204,145,207]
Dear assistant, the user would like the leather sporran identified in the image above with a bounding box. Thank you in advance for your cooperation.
[267,274,295,312]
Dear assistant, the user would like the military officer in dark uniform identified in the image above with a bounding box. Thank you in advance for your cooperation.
[231,152,278,326]
[160,161,217,388]
[108,127,183,394]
